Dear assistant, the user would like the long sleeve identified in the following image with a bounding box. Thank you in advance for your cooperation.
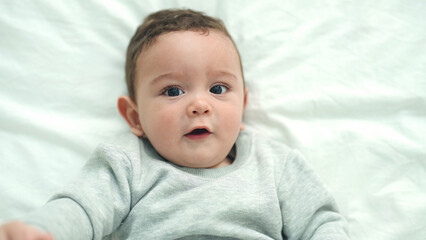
[278,150,349,240]
[23,143,134,240]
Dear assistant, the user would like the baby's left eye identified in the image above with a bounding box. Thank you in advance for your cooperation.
[210,85,228,94]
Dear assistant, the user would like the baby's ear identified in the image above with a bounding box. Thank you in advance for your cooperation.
[240,87,249,131]
[243,87,248,110]
[117,96,144,137]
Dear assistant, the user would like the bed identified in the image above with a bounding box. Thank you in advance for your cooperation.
[0,0,425,239]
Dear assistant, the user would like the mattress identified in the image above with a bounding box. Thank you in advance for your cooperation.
[0,1,425,239]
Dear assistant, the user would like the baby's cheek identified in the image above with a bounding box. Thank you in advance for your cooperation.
[222,106,243,128]
[148,110,179,154]
[154,109,181,131]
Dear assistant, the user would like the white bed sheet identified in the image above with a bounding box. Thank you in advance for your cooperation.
[0,0,425,239]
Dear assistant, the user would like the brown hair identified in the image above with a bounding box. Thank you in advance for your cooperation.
[125,8,244,101]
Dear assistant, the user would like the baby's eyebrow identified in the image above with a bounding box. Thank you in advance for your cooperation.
[150,72,183,85]
[209,70,238,81]
[149,71,238,85]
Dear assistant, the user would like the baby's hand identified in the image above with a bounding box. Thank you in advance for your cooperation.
[0,221,53,240]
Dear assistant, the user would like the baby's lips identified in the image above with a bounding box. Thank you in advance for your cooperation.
[185,126,212,135]
[186,128,209,135]
[184,127,212,140]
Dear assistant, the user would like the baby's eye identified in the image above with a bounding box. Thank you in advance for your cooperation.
[164,87,184,97]
[210,85,228,94]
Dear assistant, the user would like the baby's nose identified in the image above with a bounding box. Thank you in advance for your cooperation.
[187,99,211,116]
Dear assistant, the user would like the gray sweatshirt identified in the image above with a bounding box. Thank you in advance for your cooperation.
[24,131,348,239]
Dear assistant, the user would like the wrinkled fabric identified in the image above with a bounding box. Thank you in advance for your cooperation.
[0,1,425,240]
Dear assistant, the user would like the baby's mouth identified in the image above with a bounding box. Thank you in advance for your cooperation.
[186,128,209,135]
[185,128,211,140]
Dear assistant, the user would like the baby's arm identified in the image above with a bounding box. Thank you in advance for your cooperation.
[8,143,134,240]
[0,221,53,240]
[278,150,349,240]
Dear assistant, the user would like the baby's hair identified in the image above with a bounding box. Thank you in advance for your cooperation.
[125,8,244,101]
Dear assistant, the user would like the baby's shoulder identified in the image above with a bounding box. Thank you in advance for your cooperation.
[246,131,316,178]
[243,130,294,156]
[239,130,298,170]
[90,132,142,164]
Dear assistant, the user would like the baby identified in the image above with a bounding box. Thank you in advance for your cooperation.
[0,9,348,239]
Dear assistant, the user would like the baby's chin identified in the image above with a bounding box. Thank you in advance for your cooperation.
[148,134,237,169]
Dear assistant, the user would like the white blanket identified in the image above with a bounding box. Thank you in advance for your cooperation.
[0,1,425,239]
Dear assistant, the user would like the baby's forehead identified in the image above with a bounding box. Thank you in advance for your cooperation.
[141,29,236,55]
[135,30,241,71]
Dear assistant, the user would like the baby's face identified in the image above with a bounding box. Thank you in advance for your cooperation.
[134,30,247,168]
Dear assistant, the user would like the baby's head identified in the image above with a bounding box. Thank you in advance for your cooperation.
[118,9,248,169]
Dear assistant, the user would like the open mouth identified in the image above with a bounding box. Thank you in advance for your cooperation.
[185,128,211,139]
[187,128,209,135]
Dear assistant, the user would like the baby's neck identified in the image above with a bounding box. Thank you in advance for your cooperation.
[206,157,233,169]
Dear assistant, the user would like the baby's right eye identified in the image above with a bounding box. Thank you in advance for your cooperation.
[163,87,184,97]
